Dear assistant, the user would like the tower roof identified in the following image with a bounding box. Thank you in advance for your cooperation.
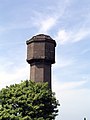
[26,34,56,46]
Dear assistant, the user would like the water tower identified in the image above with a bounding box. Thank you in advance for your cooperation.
[26,34,56,89]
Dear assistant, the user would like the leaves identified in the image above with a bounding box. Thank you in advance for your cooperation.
[0,80,60,120]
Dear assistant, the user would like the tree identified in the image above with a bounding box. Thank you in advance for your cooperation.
[0,80,60,120]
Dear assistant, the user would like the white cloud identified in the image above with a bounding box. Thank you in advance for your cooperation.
[81,48,90,55]
[52,79,90,120]
[55,54,75,68]
[55,28,90,45]
[0,65,29,89]
[55,29,72,45]
[0,20,34,32]
[73,29,90,42]
[0,26,6,34]
[52,79,87,91]
[36,16,58,33]
[55,88,90,120]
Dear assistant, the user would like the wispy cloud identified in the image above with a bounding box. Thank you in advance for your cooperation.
[0,26,7,34]
[73,29,90,42]
[55,80,87,91]
[53,77,87,91]
[0,65,29,89]
[32,0,71,34]
[0,20,34,33]
[81,48,90,55]
[55,29,72,45]
[55,56,75,69]
[35,16,58,34]
[53,76,90,120]
[55,28,90,45]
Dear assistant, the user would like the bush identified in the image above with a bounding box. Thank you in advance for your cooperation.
[0,80,60,120]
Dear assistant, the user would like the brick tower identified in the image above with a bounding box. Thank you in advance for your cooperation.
[26,34,56,89]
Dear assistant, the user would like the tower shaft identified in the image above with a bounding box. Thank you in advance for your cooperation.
[30,62,51,88]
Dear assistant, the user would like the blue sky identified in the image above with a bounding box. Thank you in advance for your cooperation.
[0,0,90,120]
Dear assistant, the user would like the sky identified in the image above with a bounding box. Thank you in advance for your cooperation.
[0,0,90,120]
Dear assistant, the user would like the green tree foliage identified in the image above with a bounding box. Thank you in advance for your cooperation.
[0,80,60,120]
